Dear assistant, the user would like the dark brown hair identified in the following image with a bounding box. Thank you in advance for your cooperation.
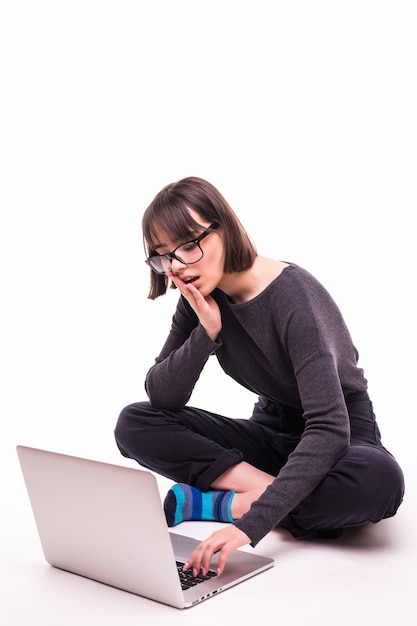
[142,176,257,299]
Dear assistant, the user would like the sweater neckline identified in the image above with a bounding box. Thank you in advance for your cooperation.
[219,262,295,308]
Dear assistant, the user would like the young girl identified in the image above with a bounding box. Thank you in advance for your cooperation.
[115,176,404,577]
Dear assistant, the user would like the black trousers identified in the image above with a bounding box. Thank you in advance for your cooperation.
[114,394,405,537]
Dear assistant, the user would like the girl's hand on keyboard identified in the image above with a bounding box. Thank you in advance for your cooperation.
[183,525,251,577]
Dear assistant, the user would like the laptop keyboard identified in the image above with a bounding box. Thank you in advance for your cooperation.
[176,561,216,590]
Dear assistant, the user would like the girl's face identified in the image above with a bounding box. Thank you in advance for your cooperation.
[151,209,225,297]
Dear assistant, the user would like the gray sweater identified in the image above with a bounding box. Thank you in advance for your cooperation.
[145,264,368,545]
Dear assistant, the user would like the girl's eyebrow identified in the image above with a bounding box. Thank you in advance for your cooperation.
[152,228,201,252]
[153,239,181,253]
[152,237,181,253]
[150,233,172,252]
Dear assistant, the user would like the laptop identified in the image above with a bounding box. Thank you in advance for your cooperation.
[16,445,274,609]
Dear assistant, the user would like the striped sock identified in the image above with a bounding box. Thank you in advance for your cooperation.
[163,484,235,527]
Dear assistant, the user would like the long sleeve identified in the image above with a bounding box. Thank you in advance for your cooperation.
[234,352,351,545]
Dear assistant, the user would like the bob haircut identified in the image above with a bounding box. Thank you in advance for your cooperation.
[142,176,257,299]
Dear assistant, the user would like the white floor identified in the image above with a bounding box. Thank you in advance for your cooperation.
[2,445,415,626]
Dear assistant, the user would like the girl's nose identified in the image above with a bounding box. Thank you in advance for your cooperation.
[170,256,187,272]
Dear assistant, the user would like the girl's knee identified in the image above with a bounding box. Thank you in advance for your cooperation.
[347,445,405,516]
[283,445,405,535]
[114,401,152,449]
[373,448,405,512]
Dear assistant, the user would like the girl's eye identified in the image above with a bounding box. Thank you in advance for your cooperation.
[178,242,198,253]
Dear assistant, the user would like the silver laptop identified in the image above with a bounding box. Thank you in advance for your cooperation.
[16,445,274,609]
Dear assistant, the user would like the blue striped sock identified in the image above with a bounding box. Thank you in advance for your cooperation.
[163,484,235,527]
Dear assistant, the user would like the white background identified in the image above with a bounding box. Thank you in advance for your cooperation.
[1,1,416,624]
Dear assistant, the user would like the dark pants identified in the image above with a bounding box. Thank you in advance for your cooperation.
[114,395,405,537]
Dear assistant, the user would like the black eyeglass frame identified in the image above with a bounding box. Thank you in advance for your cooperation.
[145,221,220,275]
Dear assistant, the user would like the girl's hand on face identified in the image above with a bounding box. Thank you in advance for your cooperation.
[183,526,251,578]
[168,273,222,341]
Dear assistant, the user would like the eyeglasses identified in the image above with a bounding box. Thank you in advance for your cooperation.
[145,222,219,275]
